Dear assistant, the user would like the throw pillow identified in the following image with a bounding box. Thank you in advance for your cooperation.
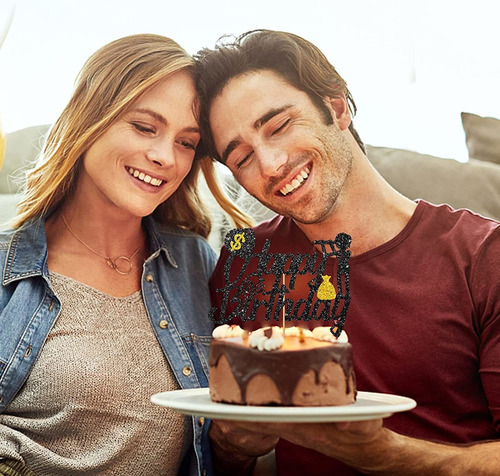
[461,112,500,165]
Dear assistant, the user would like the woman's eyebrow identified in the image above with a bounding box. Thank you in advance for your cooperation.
[129,108,200,134]
[130,108,167,126]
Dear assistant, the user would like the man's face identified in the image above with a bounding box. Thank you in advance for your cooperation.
[209,70,354,224]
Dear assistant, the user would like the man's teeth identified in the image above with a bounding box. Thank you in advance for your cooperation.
[127,167,163,187]
[280,167,310,196]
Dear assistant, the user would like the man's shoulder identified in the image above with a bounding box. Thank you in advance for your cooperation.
[421,200,499,237]
[418,201,499,260]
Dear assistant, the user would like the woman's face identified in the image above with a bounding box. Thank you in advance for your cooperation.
[79,70,200,219]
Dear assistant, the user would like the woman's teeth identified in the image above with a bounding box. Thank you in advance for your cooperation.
[280,167,310,196]
[127,167,163,187]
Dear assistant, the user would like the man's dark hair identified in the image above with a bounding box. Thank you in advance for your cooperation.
[194,29,365,162]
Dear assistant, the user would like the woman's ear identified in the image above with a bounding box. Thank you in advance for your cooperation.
[324,95,351,131]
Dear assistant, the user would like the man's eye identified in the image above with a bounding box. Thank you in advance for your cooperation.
[272,118,290,135]
[236,151,253,169]
[132,123,155,134]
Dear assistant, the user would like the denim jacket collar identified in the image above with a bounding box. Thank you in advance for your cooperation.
[2,215,178,286]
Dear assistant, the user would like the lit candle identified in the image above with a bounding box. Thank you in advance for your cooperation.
[282,274,286,338]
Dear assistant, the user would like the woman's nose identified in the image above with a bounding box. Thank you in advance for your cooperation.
[146,139,175,167]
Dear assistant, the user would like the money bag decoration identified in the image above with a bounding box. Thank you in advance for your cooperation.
[317,275,336,300]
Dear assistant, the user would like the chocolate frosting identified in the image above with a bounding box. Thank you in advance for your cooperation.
[209,338,355,405]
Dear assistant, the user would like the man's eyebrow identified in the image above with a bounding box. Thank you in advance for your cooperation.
[253,105,293,130]
[129,108,200,134]
[221,138,242,164]
[221,105,293,163]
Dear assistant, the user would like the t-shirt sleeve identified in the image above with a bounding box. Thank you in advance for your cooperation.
[473,226,500,433]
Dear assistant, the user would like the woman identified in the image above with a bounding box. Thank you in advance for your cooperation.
[0,34,250,475]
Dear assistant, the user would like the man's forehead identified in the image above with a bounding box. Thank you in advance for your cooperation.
[210,71,299,122]
[219,71,296,104]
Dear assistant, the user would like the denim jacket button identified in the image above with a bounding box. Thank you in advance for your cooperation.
[159,320,169,329]
[145,274,154,282]
[48,300,55,312]
[198,417,205,426]
[24,345,32,358]
[182,366,192,376]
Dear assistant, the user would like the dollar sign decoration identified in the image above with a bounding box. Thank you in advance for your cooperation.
[317,275,336,300]
[230,232,245,252]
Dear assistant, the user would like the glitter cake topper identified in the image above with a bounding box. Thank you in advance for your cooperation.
[209,229,352,337]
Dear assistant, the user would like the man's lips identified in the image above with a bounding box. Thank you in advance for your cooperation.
[278,165,311,196]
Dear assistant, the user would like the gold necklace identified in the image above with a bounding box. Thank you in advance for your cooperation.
[61,214,143,275]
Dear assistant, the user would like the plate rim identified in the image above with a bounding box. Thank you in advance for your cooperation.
[151,388,416,422]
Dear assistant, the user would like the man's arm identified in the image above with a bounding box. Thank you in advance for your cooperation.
[230,419,500,475]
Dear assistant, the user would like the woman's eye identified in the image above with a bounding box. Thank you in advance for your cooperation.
[272,118,290,135]
[132,123,155,134]
[178,140,196,150]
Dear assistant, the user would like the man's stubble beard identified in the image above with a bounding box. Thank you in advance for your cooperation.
[254,127,354,225]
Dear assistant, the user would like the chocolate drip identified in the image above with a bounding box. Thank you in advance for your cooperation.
[210,339,354,405]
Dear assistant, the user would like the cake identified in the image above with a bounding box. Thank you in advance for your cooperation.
[209,325,356,406]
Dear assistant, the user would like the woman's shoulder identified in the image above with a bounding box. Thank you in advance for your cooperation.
[147,219,215,258]
[0,229,15,250]
[154,222,210,246]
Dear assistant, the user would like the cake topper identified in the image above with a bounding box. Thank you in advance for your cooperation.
[209,228,352,338]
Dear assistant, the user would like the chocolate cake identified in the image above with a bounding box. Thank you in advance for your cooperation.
[209,325,356,406]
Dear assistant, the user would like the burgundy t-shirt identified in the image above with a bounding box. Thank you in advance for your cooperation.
[209,201,500,475]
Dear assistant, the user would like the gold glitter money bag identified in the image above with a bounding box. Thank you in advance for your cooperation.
[317,275,336,300]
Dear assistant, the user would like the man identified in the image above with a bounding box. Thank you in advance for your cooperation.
[195,30,500,475]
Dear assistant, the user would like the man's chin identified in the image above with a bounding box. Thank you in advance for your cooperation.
[269,204,333,225]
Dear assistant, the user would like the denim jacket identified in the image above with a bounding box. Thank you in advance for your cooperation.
[0,216,216,476]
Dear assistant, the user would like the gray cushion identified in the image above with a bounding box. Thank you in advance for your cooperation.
[367,145,500,221]
[0,124,50,194]
[461,112,500,165]
[0,194,20,228]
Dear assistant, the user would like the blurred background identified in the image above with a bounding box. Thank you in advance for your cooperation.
[0,0,499,162]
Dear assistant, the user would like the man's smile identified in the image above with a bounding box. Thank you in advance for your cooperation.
[279,165,311,196]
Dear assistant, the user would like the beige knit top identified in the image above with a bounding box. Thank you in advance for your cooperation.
[0,272,190,475]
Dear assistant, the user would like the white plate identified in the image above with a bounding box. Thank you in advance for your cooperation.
[151,388,416,422]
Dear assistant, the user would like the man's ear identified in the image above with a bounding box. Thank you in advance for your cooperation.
[324,95,351,131]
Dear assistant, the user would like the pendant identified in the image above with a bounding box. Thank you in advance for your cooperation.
[106,256,133,275]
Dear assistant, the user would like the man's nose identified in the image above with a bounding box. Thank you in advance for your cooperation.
[257,144,288,179]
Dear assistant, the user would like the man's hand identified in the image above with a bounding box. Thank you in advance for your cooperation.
[230,418,387,469]
[209,419,279,475]
[215,419,500,476]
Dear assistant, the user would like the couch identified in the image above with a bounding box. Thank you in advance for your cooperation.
[1,116,500,249]
[0,117,499,476]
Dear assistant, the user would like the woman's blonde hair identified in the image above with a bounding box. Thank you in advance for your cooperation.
[14,34,252,237]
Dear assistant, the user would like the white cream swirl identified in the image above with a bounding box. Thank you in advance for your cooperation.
[312,326,349,343]
[212,324,245,339]
[249,326,284,351]
[284,326,313,338]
